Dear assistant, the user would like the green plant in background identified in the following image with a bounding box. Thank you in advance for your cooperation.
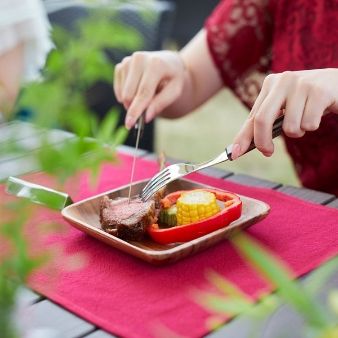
[0,201,45,338]
[195,233,338,338]
[17,9,143,179]
[0,4,145,337]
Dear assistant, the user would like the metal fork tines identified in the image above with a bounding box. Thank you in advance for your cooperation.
[140,163,195,201]
[140,115,285,201]
[140,150,229,201]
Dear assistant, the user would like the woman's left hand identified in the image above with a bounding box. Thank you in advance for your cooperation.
[231,68,338,159]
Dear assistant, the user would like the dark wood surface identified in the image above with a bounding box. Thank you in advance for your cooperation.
[22,287,43,304]
[327,199,338,209]
[1,121,337,338]
[28,300,95,338]
[226,173,282,189]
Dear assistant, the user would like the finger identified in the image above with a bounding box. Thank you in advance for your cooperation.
[145,78,182,122]
[283,85,307,138]
[253,86,285,156]
[301,90,328,132]
[119,57,131,109]
[125,64,163,129]
[250,74,273,114]
[113,63,123,102]
[231,116,254,160]
[122,54,145,109]
[231,76,272,159]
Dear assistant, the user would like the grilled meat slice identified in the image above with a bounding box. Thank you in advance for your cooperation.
[100,196,157,241]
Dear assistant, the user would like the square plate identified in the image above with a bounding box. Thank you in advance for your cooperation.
[62,179,270,265]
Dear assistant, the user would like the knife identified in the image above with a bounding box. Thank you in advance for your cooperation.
[127,113,145,203]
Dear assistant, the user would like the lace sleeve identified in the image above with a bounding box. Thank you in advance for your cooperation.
[205,0,273,107]
[0,0,53,81]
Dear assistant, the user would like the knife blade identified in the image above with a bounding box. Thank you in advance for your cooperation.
[127,113,145,203]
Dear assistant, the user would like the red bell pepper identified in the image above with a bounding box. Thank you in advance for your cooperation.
[147,189,242,244]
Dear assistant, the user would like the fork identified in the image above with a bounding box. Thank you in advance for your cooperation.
[140,115,284,201]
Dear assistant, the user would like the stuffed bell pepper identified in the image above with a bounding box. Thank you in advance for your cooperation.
[147,188,242,244]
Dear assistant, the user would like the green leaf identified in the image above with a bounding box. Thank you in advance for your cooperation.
[328,290,338,318]
[305,257,338,295]
[19,80,66,128]
[205,269,251,301]
[231,233,328,329]
[110,126,128,146]
[97,109,120,142]
[245,294,280,320]
[195,292,253,317]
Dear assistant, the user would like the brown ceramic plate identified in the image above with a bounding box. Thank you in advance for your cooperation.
[61,178,270,265]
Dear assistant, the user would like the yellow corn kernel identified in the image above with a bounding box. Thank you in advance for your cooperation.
[176,190,220,225]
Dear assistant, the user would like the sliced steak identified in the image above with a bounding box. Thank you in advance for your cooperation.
[100,196,157,241]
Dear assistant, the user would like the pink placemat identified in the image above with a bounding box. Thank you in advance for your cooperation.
[2,153,338,338]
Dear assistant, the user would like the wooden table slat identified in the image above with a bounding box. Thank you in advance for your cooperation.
[205,316,256,338]
[0,128,75,164]
[28,300,95,338]
[84,330,118,338]
[326,199,338,209]
[0,121,41,143]
[140,152,159,162]
[0,155,39,181]
[276,185,335,205]
[199,166,233,179]
[141,152,187,164]
[225,173,282,189]
[22,287,44,304]
[116,144,148,157]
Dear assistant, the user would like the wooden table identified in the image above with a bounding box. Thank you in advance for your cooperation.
[1,120,337,338]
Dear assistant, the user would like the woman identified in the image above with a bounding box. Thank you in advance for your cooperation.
[0,0,52,119]
[114,0,338,196]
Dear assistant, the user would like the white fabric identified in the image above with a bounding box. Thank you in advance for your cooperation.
[0,0,53,81]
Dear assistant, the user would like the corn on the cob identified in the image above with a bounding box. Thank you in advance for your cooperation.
[176,190,220,225]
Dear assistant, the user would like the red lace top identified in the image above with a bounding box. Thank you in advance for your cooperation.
[205,0,338,196]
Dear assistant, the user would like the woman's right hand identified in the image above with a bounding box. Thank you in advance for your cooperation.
[114,51,186,129]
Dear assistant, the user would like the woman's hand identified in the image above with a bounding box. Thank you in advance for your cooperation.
[114,51,186,129]
[231,68,338,159]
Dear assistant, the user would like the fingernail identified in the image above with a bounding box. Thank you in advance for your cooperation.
[231,143,241,160]
[125,116,134,130]
[262,144,274,157]
[263,151,273,157]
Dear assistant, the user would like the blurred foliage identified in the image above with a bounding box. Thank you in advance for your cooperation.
[0,201,47,338]
[1,4,144,337]
[194,233,338,338]
[17,9,143,180]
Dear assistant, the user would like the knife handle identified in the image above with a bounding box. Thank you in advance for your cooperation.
[226,115,284,160]
[6,176,73,210]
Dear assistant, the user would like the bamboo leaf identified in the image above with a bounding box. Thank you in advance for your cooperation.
[328,290,338,318]
[205,269,251,301]
[110,126,128,146]
[97,109,119,142]
[305,257,338,295]
[195,292,253,317]
[232,233,328,328]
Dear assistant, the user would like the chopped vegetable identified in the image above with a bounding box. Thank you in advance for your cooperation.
[176,190,220,225]
[159,205,177,227]
[147,189,242,244]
